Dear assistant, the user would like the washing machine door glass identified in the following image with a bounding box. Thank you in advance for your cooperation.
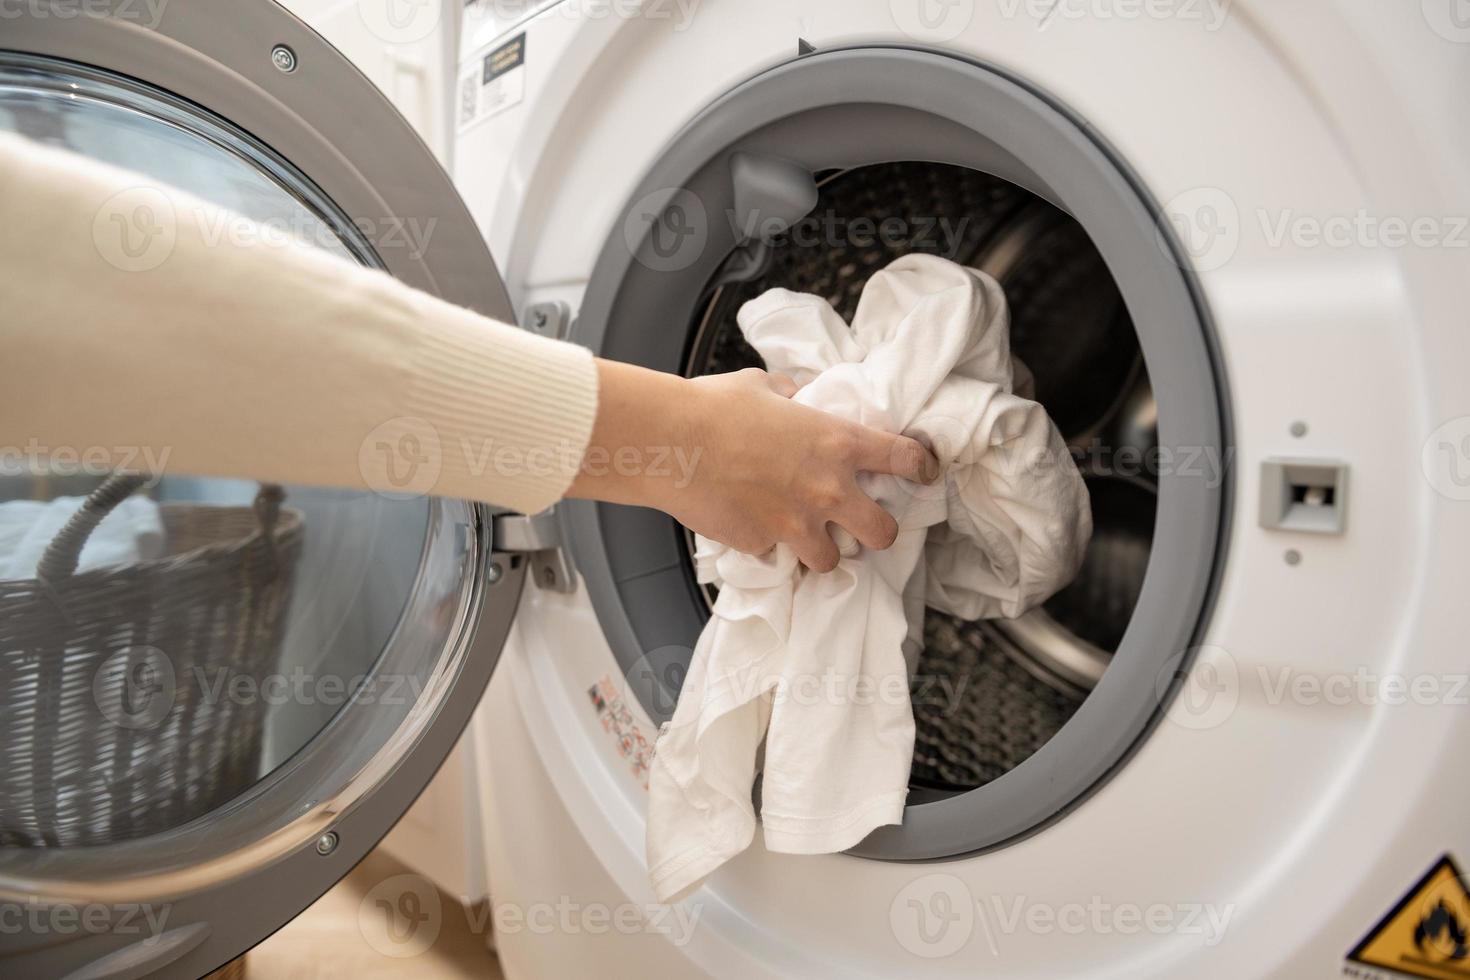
[0,6,519,978]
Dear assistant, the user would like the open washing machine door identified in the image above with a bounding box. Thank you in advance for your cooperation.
[0,4,526,976]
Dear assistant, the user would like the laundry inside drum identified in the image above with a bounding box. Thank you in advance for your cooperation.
[682,161,1158,794]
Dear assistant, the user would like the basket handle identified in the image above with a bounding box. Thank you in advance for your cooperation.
[36,474,285,583]
[252,483,285,568]
[36,473,150,582]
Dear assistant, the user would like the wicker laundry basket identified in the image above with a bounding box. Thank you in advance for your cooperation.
[0,473,303,847]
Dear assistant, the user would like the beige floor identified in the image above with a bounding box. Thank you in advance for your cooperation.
[240,849,505,979]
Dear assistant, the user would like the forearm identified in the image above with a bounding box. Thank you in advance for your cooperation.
[566,360,695,508]
[0,133,596,514]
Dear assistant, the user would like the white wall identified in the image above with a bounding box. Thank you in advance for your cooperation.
[275,0,458,162]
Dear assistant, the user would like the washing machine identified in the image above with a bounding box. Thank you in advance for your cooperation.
[1,0,1468,978]
[448,0,1470,977]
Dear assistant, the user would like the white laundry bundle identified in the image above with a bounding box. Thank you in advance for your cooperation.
[646,254,1092,902]
[0,493,165,580]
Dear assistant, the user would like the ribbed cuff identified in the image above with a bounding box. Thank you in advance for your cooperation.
[402,299,598,514]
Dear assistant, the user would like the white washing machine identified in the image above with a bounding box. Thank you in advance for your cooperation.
[1,1,1468,978]
[448,1,1470,977]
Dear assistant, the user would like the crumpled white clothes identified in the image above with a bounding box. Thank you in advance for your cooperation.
[0,494,165,580]
[645,254,1092,903]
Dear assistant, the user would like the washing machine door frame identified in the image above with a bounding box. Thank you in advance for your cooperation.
[0,4,525,977]
[567,45,1231,861]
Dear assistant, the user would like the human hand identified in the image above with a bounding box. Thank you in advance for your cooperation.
[566,361,938,571]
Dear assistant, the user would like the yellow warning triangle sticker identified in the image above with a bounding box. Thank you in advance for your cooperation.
[1349,855,1470,980]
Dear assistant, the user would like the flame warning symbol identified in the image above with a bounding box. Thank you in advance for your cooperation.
[1415,901,1470,962]
[1349,855,1470,979]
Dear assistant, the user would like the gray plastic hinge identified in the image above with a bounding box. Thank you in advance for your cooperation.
[491,509,578,593]
[521,300,571,340]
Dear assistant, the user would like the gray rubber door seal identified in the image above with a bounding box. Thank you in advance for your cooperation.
[566,45,1232,860]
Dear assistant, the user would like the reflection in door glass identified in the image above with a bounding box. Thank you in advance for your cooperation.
[0,57,443,847]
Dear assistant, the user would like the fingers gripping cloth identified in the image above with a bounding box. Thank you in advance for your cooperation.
[646,255,1092,902]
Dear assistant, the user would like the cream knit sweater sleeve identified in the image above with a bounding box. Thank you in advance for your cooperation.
[0,133,598,515]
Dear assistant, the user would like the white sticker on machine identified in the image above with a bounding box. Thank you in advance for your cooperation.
[458,32,525,129]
